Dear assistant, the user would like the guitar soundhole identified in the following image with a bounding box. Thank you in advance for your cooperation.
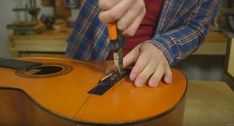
[16,63,73,78]
[32,66,63,75]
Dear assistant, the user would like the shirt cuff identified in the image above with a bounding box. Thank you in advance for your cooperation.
[149,35,181,66]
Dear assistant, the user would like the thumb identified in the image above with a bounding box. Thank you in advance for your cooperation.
[123,46,140,69]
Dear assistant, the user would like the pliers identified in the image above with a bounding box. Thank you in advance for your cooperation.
[107,23,124,75]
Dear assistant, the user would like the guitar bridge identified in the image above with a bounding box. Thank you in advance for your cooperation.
[88,69,131,95]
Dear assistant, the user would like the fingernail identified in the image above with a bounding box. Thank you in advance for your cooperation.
[135,79,143,87]
[149,80,157,87]
[130,74,136,81]
[165,77,172,84]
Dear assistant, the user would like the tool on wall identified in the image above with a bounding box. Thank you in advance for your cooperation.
[7,0,45,35]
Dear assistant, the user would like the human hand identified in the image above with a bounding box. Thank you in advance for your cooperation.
[98,0,146,36]
[123,42,172,87]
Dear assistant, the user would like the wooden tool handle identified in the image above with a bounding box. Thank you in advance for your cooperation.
[107,23,118,41]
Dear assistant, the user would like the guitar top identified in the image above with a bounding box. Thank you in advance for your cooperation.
[0,57,187,125]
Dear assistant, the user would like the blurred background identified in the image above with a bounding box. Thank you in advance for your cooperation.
[0,0,233,81]
[0,1,233,126]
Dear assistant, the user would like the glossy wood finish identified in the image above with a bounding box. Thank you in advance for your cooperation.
[224,35,234,90]
[227,38,234,76]
[0,90,76,126]
[0,57,187,125]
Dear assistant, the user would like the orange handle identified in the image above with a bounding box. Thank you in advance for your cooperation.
[107,23,118,41]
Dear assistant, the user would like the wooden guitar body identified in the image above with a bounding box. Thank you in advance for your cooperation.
[0,57,187,126]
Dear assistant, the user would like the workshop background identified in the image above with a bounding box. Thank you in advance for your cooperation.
[0,0,233,126]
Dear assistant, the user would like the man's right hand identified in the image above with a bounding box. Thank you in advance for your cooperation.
[98,0,146,37]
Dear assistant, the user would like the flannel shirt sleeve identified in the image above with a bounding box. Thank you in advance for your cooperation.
[150,0,221,65]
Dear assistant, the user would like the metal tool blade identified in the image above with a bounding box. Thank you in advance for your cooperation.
[113,49,123,75]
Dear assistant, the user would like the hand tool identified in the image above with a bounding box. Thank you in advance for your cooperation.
[107,23,124,75]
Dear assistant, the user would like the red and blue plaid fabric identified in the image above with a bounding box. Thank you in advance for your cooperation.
[66,0,221,65]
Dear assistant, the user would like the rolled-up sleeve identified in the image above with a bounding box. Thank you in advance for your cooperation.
[150,0,221,65]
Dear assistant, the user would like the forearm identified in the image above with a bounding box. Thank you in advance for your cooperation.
[150,26,205,65]
[150,0,221,65]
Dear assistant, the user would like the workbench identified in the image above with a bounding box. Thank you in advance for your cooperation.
[8,30,228,58]
[224,33,234,89]
[8,30,70,58]
[183,80,234,126]
[184,34,234,125]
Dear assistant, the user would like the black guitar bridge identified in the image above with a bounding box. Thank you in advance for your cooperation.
[88,69,131,95]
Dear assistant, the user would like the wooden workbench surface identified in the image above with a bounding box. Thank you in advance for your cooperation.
[8,30,229,57]
[9,30,227,42]
[9,29,72,40]
[204,31,228,43]
[184,80,234,126]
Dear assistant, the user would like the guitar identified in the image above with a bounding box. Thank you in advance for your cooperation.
[0,57,187,126]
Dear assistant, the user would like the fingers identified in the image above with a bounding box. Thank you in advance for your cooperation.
[148,61,165,87]
[99,0,135,23]
[121,9,146,37]
[98,0,146,36]
[105,42,172,88]
[129,45,152,81]
[123,45,140,68]
[134,58,168,88]
[164,62,172,84]
[117,1,142,30]
[98,0,120,10]
[128,43,172,88]
[134,60,157,87]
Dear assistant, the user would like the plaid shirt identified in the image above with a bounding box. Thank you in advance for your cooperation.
[66,0,220,65]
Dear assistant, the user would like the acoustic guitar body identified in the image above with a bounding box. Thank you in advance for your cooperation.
[0,57,187,126]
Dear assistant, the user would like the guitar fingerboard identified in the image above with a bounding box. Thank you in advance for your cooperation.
[0,58,42,70]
